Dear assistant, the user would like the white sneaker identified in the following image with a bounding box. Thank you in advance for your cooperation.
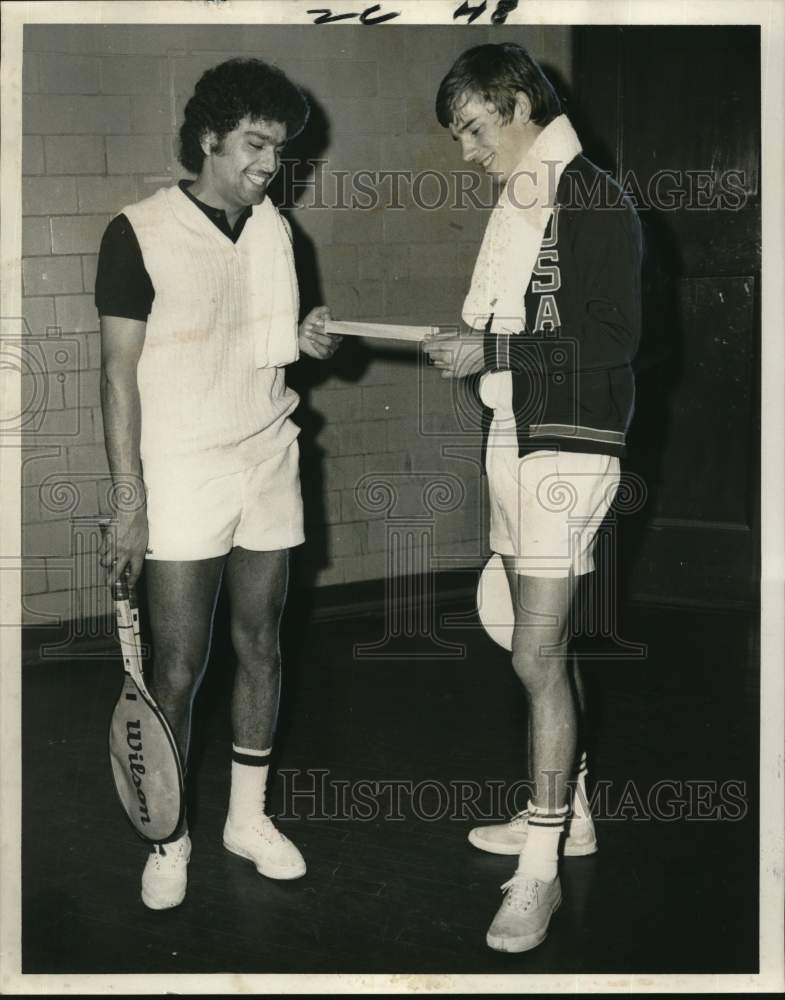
[469,810,598,857]
[486,871,562,952]
[223,815,306,880]
[141,833,191,910]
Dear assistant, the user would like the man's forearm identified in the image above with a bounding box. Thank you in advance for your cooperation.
[100,371,146,512]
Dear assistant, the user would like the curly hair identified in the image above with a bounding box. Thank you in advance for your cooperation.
[435,43,561,130]
[179,58,310,174]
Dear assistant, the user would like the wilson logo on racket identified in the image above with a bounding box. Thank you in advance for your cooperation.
[125,719,151,826]
[108,572,184,843]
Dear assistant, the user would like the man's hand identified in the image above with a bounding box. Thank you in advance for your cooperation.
[423,328,485,379]
[298,305,342,360]
[99,510,148,588]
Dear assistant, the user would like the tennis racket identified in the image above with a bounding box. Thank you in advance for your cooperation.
[477,553,514,651]
[108,577,185,842]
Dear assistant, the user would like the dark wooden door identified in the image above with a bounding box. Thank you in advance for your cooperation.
[572,26,761,608]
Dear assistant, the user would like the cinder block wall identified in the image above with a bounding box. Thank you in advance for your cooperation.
[21,24,572,626]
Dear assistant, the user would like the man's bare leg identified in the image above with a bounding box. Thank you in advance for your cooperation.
[506,565,578,816]
[145,556,225,760]
[503,562,584,789]
[139,555,224,909]
[486,566,578,951]
[224,546,288,751]
[221,546,305,879]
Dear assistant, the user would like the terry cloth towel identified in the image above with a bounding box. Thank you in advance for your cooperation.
[244,197,300,368]
[462,114,582,336]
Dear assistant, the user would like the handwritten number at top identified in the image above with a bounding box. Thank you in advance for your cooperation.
[308,0,518,26]
[307,4,400,24]
[454,0,519,23]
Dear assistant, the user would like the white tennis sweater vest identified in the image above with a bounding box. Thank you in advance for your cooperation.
[122,185,300,478]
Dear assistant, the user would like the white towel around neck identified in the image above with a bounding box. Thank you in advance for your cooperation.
[462,114,582,336]
[244,197,300,368]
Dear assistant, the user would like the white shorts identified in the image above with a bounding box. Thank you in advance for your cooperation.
[482,373,620,578]
[144,440,305,561]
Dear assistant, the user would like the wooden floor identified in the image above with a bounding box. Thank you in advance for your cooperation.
[22,591,759,975]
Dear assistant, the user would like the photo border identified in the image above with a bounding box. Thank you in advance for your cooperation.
[1,0,782,993]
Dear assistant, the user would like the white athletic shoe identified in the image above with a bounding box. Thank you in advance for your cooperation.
[141,833,191,910]
[486,871,562,953]
[469,810,598,857]
[223,815,306,880]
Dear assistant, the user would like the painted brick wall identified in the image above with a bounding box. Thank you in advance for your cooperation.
[20,23,572,626]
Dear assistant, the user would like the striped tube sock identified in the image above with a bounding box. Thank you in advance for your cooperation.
[572,751,592,822]
[518,803,569,881]
[227,745,272,828]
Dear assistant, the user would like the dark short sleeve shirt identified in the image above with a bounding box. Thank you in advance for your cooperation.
[94,214,155,321]
[94,181,254,321]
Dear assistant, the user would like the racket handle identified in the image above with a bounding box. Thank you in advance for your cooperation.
[112,578,130,602]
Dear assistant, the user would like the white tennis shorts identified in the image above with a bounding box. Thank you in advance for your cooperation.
[144,440,304,561]
[482,372,620,578]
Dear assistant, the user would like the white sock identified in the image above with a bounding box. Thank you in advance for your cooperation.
[572,751,592,823]
[518,803,569,881]
[227,744,271,828]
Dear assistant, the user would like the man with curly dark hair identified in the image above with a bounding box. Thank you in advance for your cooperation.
[95,58,341,910]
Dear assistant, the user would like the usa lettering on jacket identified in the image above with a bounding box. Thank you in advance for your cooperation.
[530,206,562,332]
